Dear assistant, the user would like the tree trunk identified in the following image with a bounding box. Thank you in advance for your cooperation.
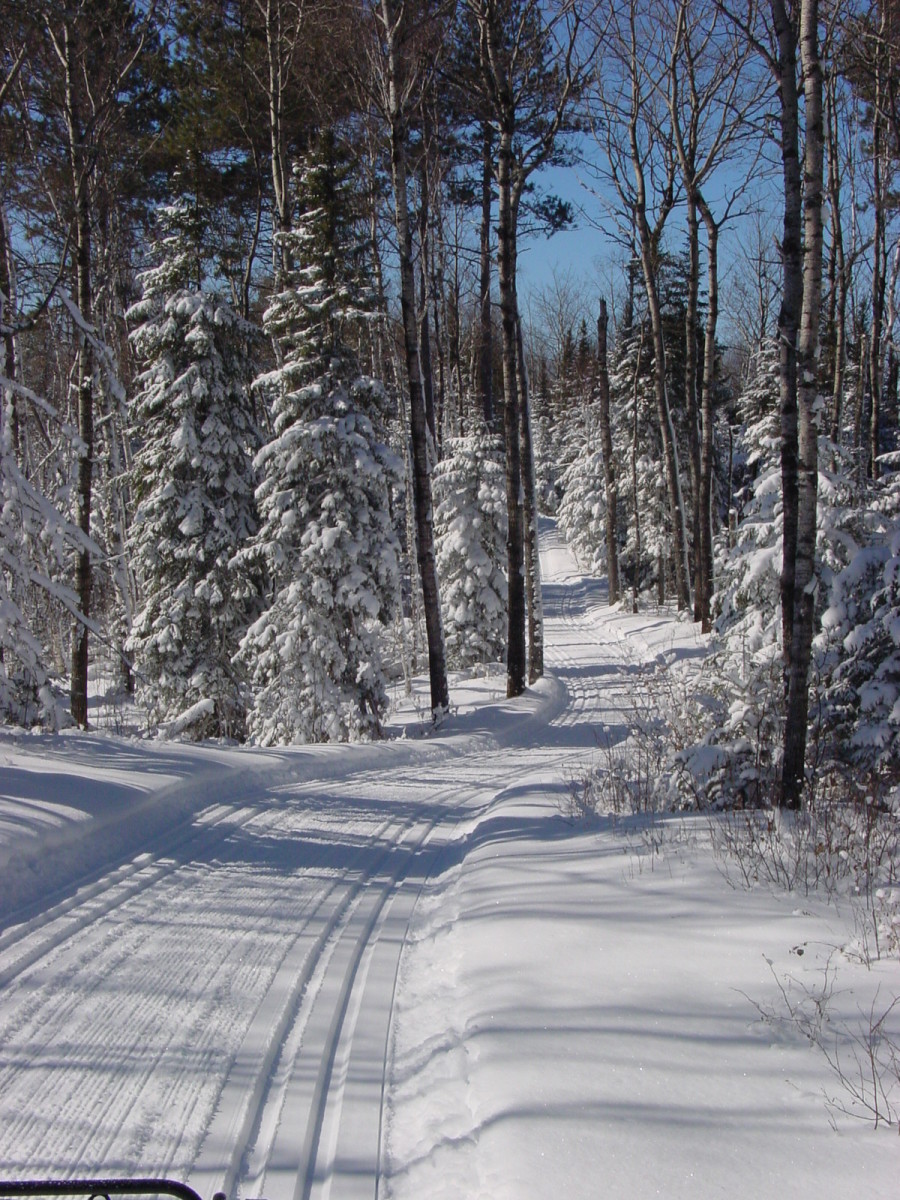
[825,74,846,443]
[629,135,690,609]
[517,314,543,683]
[64,22,94,730]
[636,230,692,612]
[479,121,494,430]
[772,0,803,676]
[496,128,527,697]
[0,207,20,462]
[684,195,702,622]
[782,0,824,808]
[631,327,644,614]
[265,0,292,284]
[697,197,719,632]
[869,105,886,479]
[596,299,619,604]
[417,150,437,443]
[380,0,449,717]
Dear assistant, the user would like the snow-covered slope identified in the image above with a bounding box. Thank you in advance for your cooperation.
[0,525,896,1199]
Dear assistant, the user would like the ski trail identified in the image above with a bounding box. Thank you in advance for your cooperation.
[0,524,644,1198]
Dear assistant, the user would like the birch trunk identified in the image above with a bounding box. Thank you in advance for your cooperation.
[771,0,803,673]
[517,314,543,683]
[782,0,824,808]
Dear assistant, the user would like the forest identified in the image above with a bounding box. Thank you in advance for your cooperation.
[0,0,897,814]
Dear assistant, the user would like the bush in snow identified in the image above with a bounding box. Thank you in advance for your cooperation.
[236,139,401,744]
[126,201,261,739]
[433,432,507,669]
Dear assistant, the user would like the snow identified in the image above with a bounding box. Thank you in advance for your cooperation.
[0,525,896,1199]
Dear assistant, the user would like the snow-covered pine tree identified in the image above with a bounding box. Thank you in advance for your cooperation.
[611,324,667,603]
[531,356,558,512]
[557,417,608,580]
[237,137,402,745]
[714,337,783,666]
[126,199,261,739]
[433,431,507,669]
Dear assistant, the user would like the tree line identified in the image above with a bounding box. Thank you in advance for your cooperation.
[1,0,898,809]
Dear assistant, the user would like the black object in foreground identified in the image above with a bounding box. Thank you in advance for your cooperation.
[0,1180,226,1200]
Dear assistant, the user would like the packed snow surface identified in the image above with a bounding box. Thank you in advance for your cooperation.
[0,525,896,1198]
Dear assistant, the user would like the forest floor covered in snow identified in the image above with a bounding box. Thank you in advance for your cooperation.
[0,525,897,1199]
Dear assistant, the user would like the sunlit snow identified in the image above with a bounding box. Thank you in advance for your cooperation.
[0,527,896,1199]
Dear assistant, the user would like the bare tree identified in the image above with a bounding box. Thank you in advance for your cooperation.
[466,0,584,694]
[372,0,450,719]
[588,0,692,612]
[36,0,158,727]
[666,0,763,630]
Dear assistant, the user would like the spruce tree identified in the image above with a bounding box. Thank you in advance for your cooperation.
[433,432,508,669]
[237,140,402,744]
[126,200,261,739]
[557,436,608,580]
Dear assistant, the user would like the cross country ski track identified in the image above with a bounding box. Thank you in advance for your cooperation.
[0,526,644,1200]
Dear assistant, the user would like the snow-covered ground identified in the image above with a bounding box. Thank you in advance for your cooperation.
[0,527,896,1199]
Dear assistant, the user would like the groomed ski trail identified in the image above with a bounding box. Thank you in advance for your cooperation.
[0,524,653,1199]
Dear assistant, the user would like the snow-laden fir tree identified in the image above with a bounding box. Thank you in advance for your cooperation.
[609,325,667,602]
[557,419,608,580]
[126,199,261,739]
[433,431,507,668]
[714,338,783,667]
[236,136,402,744]
[717,338,864,673]
[814,442,900,774]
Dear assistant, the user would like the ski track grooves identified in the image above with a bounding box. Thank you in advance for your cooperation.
[0,528,624,1200]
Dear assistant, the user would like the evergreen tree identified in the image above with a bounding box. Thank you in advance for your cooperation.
[433,432,508,669]
[557,436,608,580]
[610,325,667,602]
[237,142,402,745]
[696,338,865,801]
[714,338,783,664]
[126,200,261,739]
[817,470,900,772]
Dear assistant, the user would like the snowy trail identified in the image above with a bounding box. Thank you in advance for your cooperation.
[0,524,622,1198]
[3,527,895,1199]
